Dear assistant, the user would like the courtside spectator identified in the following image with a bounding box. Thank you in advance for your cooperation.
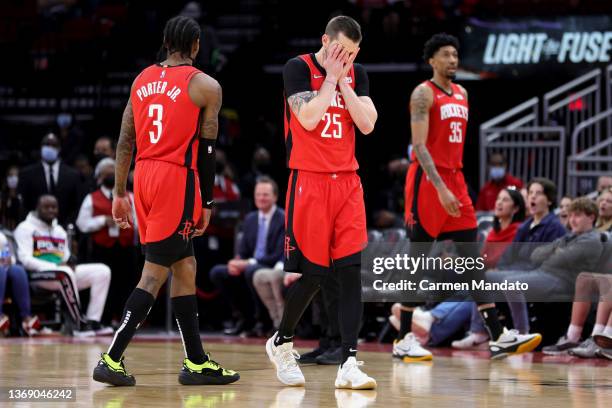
[0,231,40,336]
[476,153,523,211]
[209,177,284,336]
[15,195,112,336]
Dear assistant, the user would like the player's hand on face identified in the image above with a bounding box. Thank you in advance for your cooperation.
[437,187,462,217]
[192,208,211,237]
[339,47,359,82]
[112,195,133,229]
[323,43,347,81]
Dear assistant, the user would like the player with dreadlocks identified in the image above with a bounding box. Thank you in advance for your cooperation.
[92,15,240,387]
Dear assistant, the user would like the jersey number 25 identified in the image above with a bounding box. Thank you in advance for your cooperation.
[449,121,463,143]
[321,113,342,139]
[148,104,163,144]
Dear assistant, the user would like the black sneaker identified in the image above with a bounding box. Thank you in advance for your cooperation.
[316,346,342,365]
[178,354,240,385]
[542,335,580,355]
[93,353,136,386]
[298,345,329,365]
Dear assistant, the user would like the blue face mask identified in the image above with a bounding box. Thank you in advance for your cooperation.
[56,113,72,129]
[41,146,59,163]
[489,166,506,180]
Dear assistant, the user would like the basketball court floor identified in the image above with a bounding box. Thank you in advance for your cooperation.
[1,334,610,407]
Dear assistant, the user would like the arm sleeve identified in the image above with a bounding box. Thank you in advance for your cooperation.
[283,58,312,97]
[353,64,370,97]
[76,194,107,233]
[198,139,216,209]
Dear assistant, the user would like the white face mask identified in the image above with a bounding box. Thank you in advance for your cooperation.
[6,175,18,189]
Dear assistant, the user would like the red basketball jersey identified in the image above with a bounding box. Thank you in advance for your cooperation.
[284,54,358,173]
[411,81,469,169]
[131,64,202,170]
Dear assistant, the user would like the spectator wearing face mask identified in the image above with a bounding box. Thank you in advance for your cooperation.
[76,158,138,325]
[476,153,523,211]
[1,165,23,230]
[18,133,83,226]
[93,136,116,165]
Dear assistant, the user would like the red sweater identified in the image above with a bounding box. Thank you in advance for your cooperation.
[482,221,521,269]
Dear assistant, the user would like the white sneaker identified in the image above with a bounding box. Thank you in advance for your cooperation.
[452,332,489,350]
[411,308,434,340]
[392,333,433,362]
[489,328,542,360]
[265,332,305,386]
[335,357,377,390]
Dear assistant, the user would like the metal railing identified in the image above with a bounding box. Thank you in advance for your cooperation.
[480,127,566,199]
[479,97,539,188]
[481,64,612,197]
[567,108,612,197]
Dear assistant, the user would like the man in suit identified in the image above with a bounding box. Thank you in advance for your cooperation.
[18,133,82,226]
[209,176,285,336]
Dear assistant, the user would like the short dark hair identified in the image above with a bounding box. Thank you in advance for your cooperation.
[162,16,200,60]
[256,176,279,196]
[423,33,460,62]
[325,15,362,42]
[528,177,557,211]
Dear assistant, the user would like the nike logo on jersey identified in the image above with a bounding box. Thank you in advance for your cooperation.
[206,200,214,206]
[313,74,323,79]
[349,348,358,353]
[436,94,444,99]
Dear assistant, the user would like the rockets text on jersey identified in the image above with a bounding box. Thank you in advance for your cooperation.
[411,80,469,169]
[284,54,359,173]
[131,64,202,170]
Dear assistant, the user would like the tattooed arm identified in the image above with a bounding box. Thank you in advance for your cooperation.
[114,99,136,197]
[112,98,136,228]
[284,45,347,131]
[410,84,461,217]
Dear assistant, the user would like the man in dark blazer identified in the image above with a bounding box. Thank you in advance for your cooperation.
[18,133,82,226]
[209,176,285,336]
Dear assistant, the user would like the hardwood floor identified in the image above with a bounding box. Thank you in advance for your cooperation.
[1,336,610,407]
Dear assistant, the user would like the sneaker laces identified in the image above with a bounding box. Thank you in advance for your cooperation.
[279,346,300,370]
[345,360,369,380]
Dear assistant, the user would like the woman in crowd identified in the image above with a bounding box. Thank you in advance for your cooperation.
[596,188,612,235]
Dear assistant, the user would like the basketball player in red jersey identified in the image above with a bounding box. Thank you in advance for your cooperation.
[92,16,239,386]
[266,16,377,389]
[394,33,541,361]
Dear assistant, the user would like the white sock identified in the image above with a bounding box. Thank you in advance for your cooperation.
[566,324,582,342]
[603,326,612,337]
[591,324,605,336]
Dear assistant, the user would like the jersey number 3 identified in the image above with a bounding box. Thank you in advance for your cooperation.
[449,121,463,143]
[148,104,163,144]
[321,113,342,139]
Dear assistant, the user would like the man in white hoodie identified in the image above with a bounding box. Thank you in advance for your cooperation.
[14,194,112,336]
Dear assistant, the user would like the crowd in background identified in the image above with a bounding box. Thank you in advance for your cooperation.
[1,1,612,361]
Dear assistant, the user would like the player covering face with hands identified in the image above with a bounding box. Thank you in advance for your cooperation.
[267,15,377,390]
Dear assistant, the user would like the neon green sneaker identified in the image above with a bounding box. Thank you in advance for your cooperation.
[93,353,136,386]
[178,353,240,385]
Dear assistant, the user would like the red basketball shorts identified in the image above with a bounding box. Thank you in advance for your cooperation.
[404,162,477,238]
[284,170,367,275]
[133,159,202,266]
